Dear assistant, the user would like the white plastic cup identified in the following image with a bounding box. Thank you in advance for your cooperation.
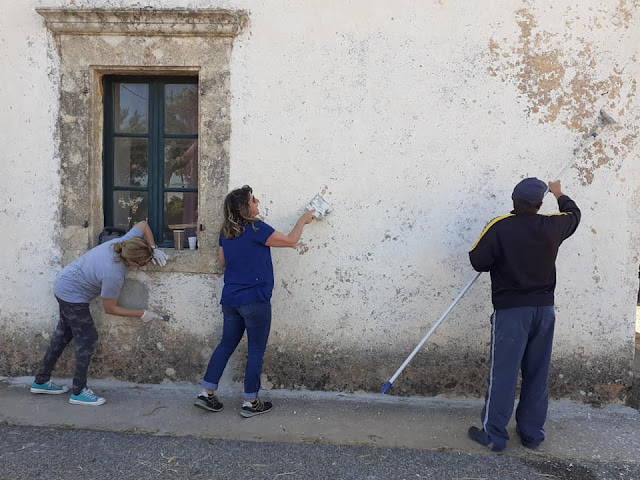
[188,236,197,250]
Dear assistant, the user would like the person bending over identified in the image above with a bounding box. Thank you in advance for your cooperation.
[31,221,168,405]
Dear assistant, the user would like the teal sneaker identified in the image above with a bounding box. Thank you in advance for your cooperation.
[69,387,106,406]
[30,380,70,395]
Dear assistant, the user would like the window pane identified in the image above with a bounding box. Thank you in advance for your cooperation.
[164,84,198,134]
[115,83,148,133]
[113,191,148,230]
[114,138,148,187]
[164,139,198,188]
[164,192,198,244]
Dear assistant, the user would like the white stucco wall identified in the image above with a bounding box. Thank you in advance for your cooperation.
[1,0,639,399]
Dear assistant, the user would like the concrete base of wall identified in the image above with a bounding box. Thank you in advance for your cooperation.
[2,329,634,405]
[260,346,633,405]
[0,324,216,386]
[626,332,640,409]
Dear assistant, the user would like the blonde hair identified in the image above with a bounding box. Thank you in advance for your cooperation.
[113,237,154,265]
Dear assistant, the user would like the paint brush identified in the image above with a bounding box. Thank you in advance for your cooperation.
[306,193,333,219]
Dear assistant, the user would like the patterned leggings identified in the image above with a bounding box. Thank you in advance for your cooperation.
[35,297,99,395]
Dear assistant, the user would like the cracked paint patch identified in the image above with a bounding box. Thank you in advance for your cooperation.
[295,241,310,255]
[574,129,636,185]
[612,0,637,29]
[488,6,637,133]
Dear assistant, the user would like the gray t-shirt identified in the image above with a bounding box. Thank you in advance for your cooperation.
[53,227,144,303]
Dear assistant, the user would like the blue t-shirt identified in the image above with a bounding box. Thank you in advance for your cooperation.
[53,227,143,303]
[219,220,275,307]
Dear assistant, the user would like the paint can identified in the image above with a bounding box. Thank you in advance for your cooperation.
[173,229,185,250]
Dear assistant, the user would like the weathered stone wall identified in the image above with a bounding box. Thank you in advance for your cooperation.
[1,0,639,403]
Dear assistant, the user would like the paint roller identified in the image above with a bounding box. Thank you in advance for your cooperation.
[380,109,618,395]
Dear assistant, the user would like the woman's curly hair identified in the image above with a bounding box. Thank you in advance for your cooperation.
[220,185,259,239]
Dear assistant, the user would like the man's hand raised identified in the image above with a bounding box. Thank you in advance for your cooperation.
[548,180,563,199]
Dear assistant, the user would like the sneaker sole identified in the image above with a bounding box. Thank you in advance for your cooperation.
[69,398,106,406]
[521,442,540,450]
[240,407,272,418]
[30,387,70,395]
[193,399,223,412]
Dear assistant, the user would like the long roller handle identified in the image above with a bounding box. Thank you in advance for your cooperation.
[380,272,481,394]
[380,113,615,395]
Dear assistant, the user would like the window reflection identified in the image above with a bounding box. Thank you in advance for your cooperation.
[164,84,198,135]
[164,192,198,243]
[114,138,148,187]
[164,139,197,188]
[113,191,148,230]
[115,83,148,133]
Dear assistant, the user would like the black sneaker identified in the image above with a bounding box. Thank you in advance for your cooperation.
[467,426,505,452]
[240,398,272,418]
[194,394,223,412]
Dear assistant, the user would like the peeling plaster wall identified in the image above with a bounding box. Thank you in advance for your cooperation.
[1,0,639,403]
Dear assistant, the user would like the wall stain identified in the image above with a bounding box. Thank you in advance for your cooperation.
[0,326,634,404]
[296,242,310,255]
[613,0,636,29]
[574,129,636,185]
[256,342,633,404]
[489,6,639,186]
[1,322,220,386]
[488,7,636,133]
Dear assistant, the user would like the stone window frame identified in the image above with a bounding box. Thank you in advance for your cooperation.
[37,8,248,274]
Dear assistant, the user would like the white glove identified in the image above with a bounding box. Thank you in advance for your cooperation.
[141,309,161,322]
[151,247,168,267]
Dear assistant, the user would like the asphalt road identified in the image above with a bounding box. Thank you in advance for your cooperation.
[1,424,638,480]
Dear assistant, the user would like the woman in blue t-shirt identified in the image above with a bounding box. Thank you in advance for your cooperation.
[195,185,315,417]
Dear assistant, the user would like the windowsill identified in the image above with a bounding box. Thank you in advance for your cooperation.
[141,247,223,274]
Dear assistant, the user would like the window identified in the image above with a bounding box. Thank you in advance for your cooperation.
[103,76,199,248]
[37,7,246,269]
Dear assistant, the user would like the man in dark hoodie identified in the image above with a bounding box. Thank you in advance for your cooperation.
[467,178,580,451]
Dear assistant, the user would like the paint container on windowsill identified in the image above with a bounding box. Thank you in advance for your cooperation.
[173,230,185,250]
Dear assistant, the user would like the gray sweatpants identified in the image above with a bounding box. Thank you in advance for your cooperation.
[35,297,99,395]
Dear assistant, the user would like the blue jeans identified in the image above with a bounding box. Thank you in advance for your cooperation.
[481,306,555,449]
[202,301,272,399]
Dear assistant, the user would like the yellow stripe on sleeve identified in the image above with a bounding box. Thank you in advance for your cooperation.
[469,214,514,252]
